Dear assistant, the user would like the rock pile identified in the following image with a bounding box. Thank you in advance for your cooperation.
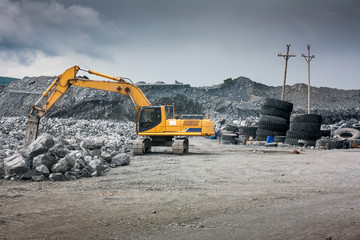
[0,117,135,181]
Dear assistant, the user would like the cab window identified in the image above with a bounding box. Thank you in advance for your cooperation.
[139,107,161,132]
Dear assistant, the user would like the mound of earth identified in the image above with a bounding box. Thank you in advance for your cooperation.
[0,76,359,124]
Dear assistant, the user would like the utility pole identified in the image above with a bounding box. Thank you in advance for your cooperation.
[278,44,296,101]
[302,45,315,114]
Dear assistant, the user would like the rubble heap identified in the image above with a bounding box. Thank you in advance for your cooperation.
[0,117,135,181]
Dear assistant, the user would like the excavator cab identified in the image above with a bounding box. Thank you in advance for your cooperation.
[138,106,162,132]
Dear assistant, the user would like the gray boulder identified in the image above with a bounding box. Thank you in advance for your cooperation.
[49,173,65,181]
[84,156,93,164]
[89,149,102,158]
[20,169,39,180]
[28,133,55,159]
[80,166,93,177]
[51,159,71,173]
[36,164,50,177]
[32,154,45,167]
[0,163,4,179]
[4,153,29,177]
[101,152,112,163]
[32,175,45,182]
[74,157,87,170]
[89,157,107,176]
[50,147,70,159]
[53,139,70,148]
[63,151,81,167]
[111,153,130,167]
[82,138,103,150]
[64,171,77,180]
[33,153,58,170]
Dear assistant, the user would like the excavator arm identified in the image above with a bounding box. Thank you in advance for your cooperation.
[25,65,151,145]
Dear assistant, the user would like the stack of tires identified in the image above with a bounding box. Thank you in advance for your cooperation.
[220,131,238,144]
[256,98,293,141]
[285,114,322,146]
[238,126,257,139]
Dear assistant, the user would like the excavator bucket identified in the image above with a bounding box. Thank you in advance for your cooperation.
[25,115,40,146]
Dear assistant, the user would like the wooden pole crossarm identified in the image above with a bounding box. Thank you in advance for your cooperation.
[278,44,296,101]
[302,45,315,114]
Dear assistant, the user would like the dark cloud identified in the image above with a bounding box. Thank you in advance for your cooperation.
[0,0,122,63]
[1,0,360,89]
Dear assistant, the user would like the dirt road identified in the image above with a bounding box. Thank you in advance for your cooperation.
[1,138,360,240]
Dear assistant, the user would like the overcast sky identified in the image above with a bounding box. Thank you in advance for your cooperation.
[0,0,359,89]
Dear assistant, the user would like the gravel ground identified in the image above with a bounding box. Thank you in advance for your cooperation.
[1,137,360,240]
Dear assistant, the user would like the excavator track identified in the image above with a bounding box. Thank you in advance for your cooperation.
[132,137,151,155]
[172,138,189,155]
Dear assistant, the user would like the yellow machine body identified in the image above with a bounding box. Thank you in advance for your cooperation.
[138,106,214,137]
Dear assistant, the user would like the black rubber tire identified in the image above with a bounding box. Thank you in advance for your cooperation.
[333,139,346,149]
[258,122,289,132]
[238,127,257,138]
[321,130,331,137]
[221,134,237,144]
[274,136,286,143]
[258,115,289,132]
[290,114,322,124]
[221,134,238,140]
[263,98,293,112]
[256,129,287,140]
[221,130,234,135]
[289,122,321,132]
[351,123,360,130]
[260,106,291,120]
[286,130,322,141]
[223,124,239,132]
[333,128,360,140]
[258,115,288,125]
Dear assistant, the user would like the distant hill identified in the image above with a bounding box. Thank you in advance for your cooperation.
[0,76,20,85]
[0,75,359,123]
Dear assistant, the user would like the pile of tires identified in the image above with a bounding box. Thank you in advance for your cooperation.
[220,131,238,144]
[316,138,347,149]
[256,98,293,141]
[285,114,322,146]
[333,128,360,140]
[238,126,257,139]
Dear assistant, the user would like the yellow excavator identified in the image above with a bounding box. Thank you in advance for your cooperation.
[25,65,215,155]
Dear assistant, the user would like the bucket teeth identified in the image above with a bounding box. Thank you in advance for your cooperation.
[25,115,40,146]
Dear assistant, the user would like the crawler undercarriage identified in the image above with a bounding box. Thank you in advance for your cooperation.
[132,136,189,155]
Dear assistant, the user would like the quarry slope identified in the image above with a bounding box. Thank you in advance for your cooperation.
[0,76,359,123]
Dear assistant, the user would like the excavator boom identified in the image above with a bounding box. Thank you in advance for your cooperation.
[25,65,150,145]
